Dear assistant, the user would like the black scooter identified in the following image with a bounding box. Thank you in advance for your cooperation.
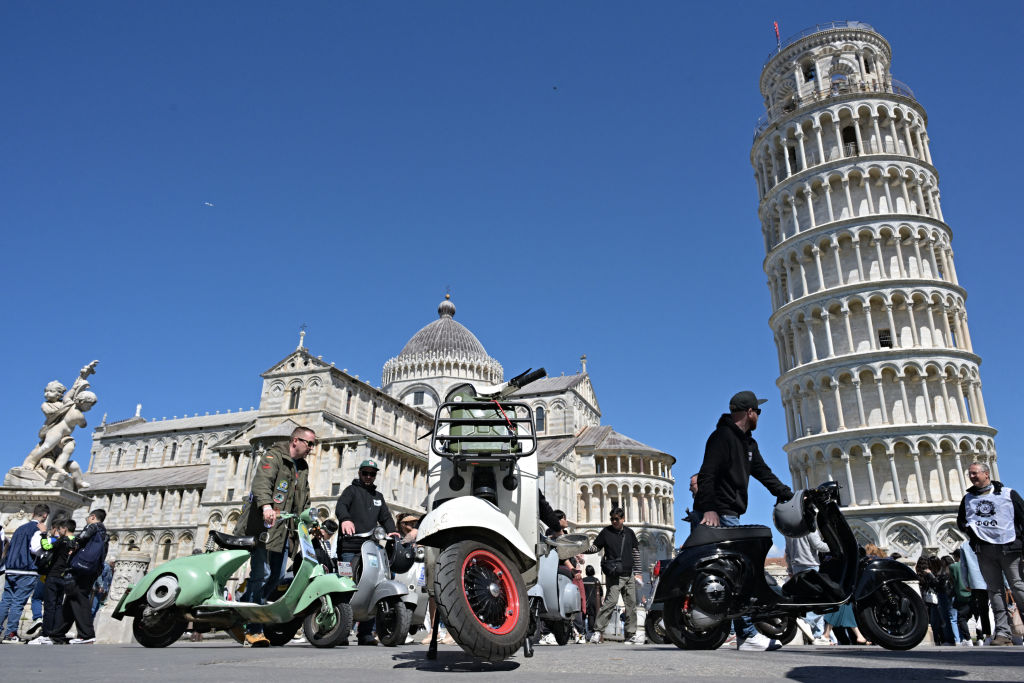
[653,481,928,651]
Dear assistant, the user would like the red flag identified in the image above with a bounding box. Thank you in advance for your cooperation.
[774,21,780,44]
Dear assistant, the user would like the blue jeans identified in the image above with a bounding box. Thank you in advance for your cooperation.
[31,578,44,620]
[0,574,38,635]
[717,514,758,640]
[243,540,289,634]
[341,552,373,640]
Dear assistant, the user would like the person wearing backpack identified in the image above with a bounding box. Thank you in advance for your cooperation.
[28,519,76,645]
[0,503,49,643]
[51,509,107,645]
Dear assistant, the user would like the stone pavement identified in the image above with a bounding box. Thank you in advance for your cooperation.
[2,640,1023,681]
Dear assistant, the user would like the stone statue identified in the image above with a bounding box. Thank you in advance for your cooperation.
[17,360,98,490]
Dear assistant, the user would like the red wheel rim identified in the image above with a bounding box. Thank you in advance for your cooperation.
[460,549,520,635]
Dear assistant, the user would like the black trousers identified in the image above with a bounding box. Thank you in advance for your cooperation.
[970,589,992,636]
[42,577,66,637]
[53,574,95,640]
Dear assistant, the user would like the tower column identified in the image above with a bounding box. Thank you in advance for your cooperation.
[887,452,902,503]
[864,452,880,505]
[935,450,950,502]
[853,379,867,427]
[841,453,858,506]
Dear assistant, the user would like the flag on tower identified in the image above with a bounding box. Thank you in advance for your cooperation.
[774,21,780,48]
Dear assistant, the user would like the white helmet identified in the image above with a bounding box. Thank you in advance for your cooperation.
[772,490,816,537]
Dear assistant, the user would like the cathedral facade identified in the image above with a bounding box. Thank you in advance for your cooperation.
[83,297,676,581]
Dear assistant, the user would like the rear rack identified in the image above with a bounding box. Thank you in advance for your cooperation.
[430,400,537,458]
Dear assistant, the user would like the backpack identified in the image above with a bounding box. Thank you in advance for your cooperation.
[69,528,109,578]
[35,542,57,573]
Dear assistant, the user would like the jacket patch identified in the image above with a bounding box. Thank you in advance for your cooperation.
[373,499,382,506]
[261,465,272,469]
[273,492,285,503]
[277,480,289,491]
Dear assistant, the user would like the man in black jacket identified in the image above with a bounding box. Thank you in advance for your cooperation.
[52,509,107,645]
[30,518,76,645]
[335,459,398,645]
[694,391,793,652]
[956,462,1024,646]
[585,507,643,644]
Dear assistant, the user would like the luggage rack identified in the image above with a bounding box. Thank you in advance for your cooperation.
[430,400,537,462]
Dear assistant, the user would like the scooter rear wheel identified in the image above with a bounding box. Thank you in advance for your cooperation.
[435,540,528,662]
[662,598,730,650]
[265,619,302,646]
[754,616,798,645]
[132,607,188,648]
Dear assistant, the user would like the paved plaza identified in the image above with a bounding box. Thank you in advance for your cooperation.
[3,640,1022,682]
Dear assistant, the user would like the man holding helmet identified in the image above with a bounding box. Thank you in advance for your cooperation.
[694,390,793,651]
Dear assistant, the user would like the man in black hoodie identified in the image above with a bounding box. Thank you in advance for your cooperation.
[956,461,1024,646]
[335,459,398,645]
[694,391,793,652]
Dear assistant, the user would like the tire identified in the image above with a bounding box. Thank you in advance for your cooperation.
[645,610,666,645]
[662,598,730,650]
[375,598,412,647]
[132,608,188,648]
[548,619,571,646]
[265,619,302,646]
[754,616,798,645]
[854,582,928,650]
[434,540,529,662]
[304,598,354,648]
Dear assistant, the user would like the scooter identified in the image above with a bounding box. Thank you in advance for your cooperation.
[643,558,671,644]
[417,367,547,662]
[654,481,928,651]
[337,527,414,646]
[113,509,356,648]
[527,533,589,645]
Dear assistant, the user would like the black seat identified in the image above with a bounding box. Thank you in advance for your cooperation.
[682,524,772,548]
[211,530,256,550]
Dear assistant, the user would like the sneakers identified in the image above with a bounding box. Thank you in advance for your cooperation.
[723,633,737,648]
[574,634,587,644]
[357,636,378,646]
[244,633,271,647]
[989,635,1013,646]
[27,636,53,645]
[588,632,602,644]
[26,619,43,638]
[538,633,558,646]
[2,633,21,644]
[812,636,834,646]
[69,637,95,644]
[737,633,782,651]
[625,633,645,645]
[957,640,973,647]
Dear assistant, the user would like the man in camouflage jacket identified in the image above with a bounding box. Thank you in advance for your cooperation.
[235,426,313,646]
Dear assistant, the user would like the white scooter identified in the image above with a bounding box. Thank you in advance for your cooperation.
[417,368,547,662]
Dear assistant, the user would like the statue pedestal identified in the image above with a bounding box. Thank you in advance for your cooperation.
[95,550,151,644]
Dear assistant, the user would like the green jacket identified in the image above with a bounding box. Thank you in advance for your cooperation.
[236,442,310,553]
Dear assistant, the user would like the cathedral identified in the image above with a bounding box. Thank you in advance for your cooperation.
[82,296,677,581]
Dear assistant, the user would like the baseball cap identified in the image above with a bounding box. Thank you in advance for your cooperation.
[359,459,379,471]
[729,391,768,412]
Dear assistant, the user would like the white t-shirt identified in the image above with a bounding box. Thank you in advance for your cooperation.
[964,486,1017,545]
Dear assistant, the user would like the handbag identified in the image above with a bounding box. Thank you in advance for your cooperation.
[923,589,938,605]
[601,532,628,577]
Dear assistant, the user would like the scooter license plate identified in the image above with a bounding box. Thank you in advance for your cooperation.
[416,566,426,587]
[338,562,353,577]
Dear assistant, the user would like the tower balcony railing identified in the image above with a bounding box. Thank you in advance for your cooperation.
[754,78,916,141]
[762,138,926,196]
[764,21,878,66]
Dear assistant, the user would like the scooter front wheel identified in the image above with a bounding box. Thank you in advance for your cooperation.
[435,541,528,662]
[662,598,730,650]
[303,598,354,648]
[644,610,666,645]
[375,598,412,647]
[854,582,928,650]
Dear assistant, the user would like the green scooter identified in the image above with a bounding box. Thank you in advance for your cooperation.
[112,509,356,647]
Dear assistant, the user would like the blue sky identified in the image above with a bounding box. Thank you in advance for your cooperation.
[3,2,1021,550]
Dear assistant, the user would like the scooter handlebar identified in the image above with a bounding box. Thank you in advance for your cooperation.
[509,367,547,389]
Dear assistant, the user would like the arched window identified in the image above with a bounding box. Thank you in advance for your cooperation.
[535,406,546,432]
[288,386,301,410]
[141,445,149,463]
[195,439,204,461]
[161,538,172,560]
[170,442,178,461]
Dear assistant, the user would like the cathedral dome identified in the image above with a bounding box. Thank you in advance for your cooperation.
[382,295,503,395]
[397,295,489,360]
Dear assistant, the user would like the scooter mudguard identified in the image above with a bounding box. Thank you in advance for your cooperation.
[528,550,560,617]
[417,496,536,571]
[558,573,581,618]
[118,549,251,614]
[853,557,917,601]
[295,574,358,614]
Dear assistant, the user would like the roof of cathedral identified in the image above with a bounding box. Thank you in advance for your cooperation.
[512,374,586,396]
[536,435,579,463]
[536,426,671,464]
[84,464,209,492]
[396,295,492,361]
[101,410,259,437]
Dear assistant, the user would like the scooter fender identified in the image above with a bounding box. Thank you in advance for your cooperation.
[853,557,918,602]
[295,574,358,615]
[417,497,536,572]
[653,545,746,604]
[558,573,581,618]
[528,549,561,617]
[118,549,251,614]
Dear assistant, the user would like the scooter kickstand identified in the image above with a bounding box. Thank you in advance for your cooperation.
[523,636,534,658]
[426,616,440,660]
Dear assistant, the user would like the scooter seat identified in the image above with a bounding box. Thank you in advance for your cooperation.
[682,524,772,548]
[211,530,257,550]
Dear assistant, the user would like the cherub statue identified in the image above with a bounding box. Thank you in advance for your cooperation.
[22,360,98,489]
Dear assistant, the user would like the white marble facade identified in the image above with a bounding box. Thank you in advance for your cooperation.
[84,297,675,581]
[752,22,997,558]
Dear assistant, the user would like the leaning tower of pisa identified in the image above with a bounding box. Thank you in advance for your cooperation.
[750,22,998,559]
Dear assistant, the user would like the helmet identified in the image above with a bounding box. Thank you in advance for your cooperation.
[772,490,816,537]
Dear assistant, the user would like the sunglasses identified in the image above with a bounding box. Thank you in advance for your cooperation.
[610,517,623,522]
[359,470,377,478]
[750,408,762,415]
[295,436,316,447]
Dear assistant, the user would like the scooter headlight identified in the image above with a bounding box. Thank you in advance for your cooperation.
[373,526,387,542]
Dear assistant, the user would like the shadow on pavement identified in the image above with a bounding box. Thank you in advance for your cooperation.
[391,650,520,673]
[786,666,969,681]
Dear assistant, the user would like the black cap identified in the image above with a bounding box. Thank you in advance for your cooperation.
[729,391,768,412]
